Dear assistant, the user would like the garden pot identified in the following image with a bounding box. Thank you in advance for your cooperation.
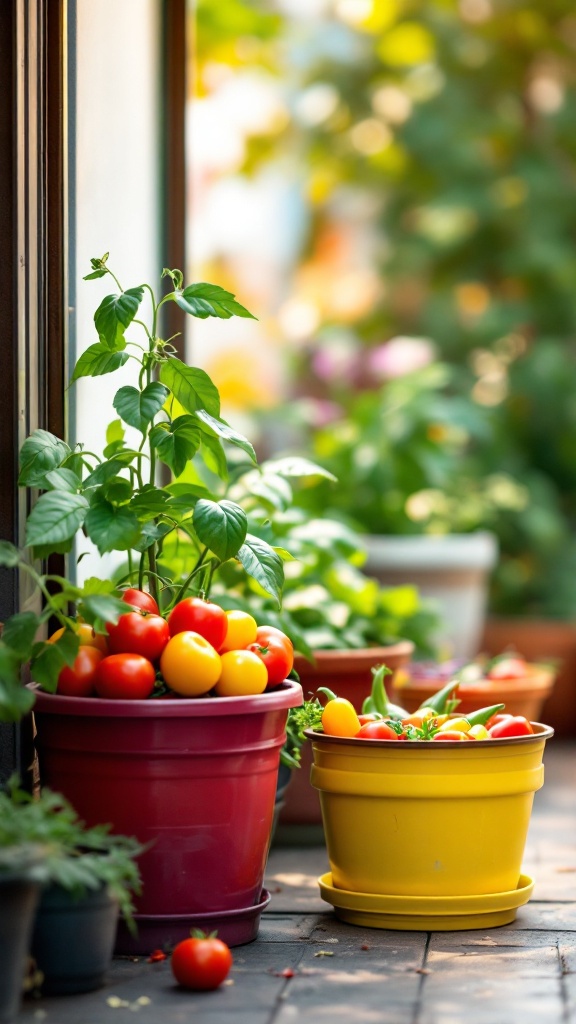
[392,663,556,723]
[31,680,302,952]
[307,723,553,930]
[30,883,119,994]
[362,532,498,661]
[0,874,41,1024]
[277,643,414,839]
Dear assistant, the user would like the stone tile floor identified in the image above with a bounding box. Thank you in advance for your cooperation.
[17,741,576,1024]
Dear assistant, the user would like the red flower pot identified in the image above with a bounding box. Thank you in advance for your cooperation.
[32,681,302,951]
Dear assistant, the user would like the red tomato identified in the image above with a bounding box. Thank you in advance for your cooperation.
[488,716,534,739]
[255,625,293,652]
[95,653,156,699]
[358,713,381,725]
[486,656,528,681]
[57,646,103,697]
[171,935,233,991]
[121,588,160,615]
[107,612,170,661]
[485,712,513,729]
[355,721,399,740]
[168,598,227,650]
[431,731,468,741]
[247,636,294,687]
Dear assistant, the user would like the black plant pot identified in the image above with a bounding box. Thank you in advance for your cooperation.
[0,876,41,1024]
[31,883,119,995]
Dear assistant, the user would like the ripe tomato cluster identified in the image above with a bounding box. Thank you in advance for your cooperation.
[51,591,294,701]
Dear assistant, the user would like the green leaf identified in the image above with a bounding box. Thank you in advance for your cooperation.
[31,539,74,560]
[113,382,169,434]
[84,495,142,553]
[0,542,20,568]
[173,282,256,320]
[1,613,41,658]
[150,416,202,476]
[195,410,256,462]
[94,287,144,349]
[43,468,82,493]
[159,358,220,417]
[78,593,130,627]
[79,577,117,596]
[106,420,125,446]
[83,455,139,489]
[193,499,247,561]
[200,432,228,480]
[237,534,285,606]
[130,486,172,518]
[133,521,173,552]
[102,477,133,506]
[25,492,89,547]
[18,430,71,486]
[0,650,35,722]
[71,342,129,381]
[30,633,81,692]
[262,456,338,482]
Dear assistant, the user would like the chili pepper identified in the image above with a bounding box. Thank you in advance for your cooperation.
[465,703,505,728]
[418,679,460,715]
[318,687,361,737]
[488,716,534,739]
[361,665,408,721]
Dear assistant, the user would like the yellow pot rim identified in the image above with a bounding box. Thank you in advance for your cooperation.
[305,722,554,749]
[318,871,535,915]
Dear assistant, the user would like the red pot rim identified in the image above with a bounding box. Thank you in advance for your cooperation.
[29,679,303,718]
[304,721,554,748]
[294,640,414,668]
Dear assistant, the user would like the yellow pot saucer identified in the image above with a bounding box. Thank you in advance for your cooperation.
[318,872,535,931]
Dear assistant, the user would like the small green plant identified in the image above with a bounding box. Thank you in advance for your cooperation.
[0,780,142,925]
[281,700,324,769]
[0,254,333,721]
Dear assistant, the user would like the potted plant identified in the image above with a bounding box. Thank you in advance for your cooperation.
[0,780,141,998]
[0,253,309,952]
[0,838,45,1024]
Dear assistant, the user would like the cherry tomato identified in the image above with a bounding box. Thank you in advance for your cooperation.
[56,646,104,697]
[106,612,170,661]
[247,636,294,687]
[486,656,528,681]
[355,721,399,740]
[485,712,513,729]
[219,610,258,652]
[431,731,468,741]
[358,713,382,725]
[171,935,233,991]
[160,631,222,697]
[168,598,227,650]
[121,588,160,615]
[95,653,156,700]
[49,623,108,654]
[214,650,268,697]
[488,716,534,738]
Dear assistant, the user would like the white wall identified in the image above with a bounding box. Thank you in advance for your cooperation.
[72,0,161,580]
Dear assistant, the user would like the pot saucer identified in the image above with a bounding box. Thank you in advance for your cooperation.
[318,873,534,931]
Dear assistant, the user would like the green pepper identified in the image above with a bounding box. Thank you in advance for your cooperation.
[361,665,408,721]
[418,679,461,715]
[465,703,506,728]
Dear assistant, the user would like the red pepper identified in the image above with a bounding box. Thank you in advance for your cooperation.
[488,716,534,738]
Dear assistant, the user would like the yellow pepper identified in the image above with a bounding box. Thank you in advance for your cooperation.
[468,724,490,740]
[321,698,361,737]
[438,717,471,734]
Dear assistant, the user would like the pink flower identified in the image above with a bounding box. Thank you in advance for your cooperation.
[367,336,436,380]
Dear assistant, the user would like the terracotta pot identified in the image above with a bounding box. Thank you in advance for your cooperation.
[391,663,556,723]
[482,618,576,738]
[278,643,414,835]
[32,680,302,951]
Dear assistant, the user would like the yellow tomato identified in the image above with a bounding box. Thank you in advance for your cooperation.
[468,724,490,740]
[160,631,222,696]
[214,650,268,697]
[219,611,258,652]
[48,623,108,654]
[438,717,471,734]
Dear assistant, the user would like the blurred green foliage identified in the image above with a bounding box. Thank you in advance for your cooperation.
[194,0,576,618]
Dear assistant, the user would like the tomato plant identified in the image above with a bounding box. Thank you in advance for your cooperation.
[107,612,170,661]
[219,610,258,652]
[247,634,294,686]
[171,933,233,991]
[168,598,228,650]
[355,721,399,740]
[160,631,222,696]
[95,653,156,700]
[57,646,104,697]
[214,649,268,697]
[121,588,160,615]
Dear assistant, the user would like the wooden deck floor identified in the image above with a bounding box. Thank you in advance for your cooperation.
[17,740,576,1024]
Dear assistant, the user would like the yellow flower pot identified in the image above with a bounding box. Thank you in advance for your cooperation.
[307,724,553,929]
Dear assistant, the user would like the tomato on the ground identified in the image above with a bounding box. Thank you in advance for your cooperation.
[121,588,160,616]
[171,935,233,991]
[214,649,268,697]
[49,623,108,654]
[57,646,104,697]
[167,597,228,650]
[355,721,399,740]
[160,631,222,697]
[95,653,156,700]
[219,610,258,652]
[106,612,170,662]
[247,635,294,687]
